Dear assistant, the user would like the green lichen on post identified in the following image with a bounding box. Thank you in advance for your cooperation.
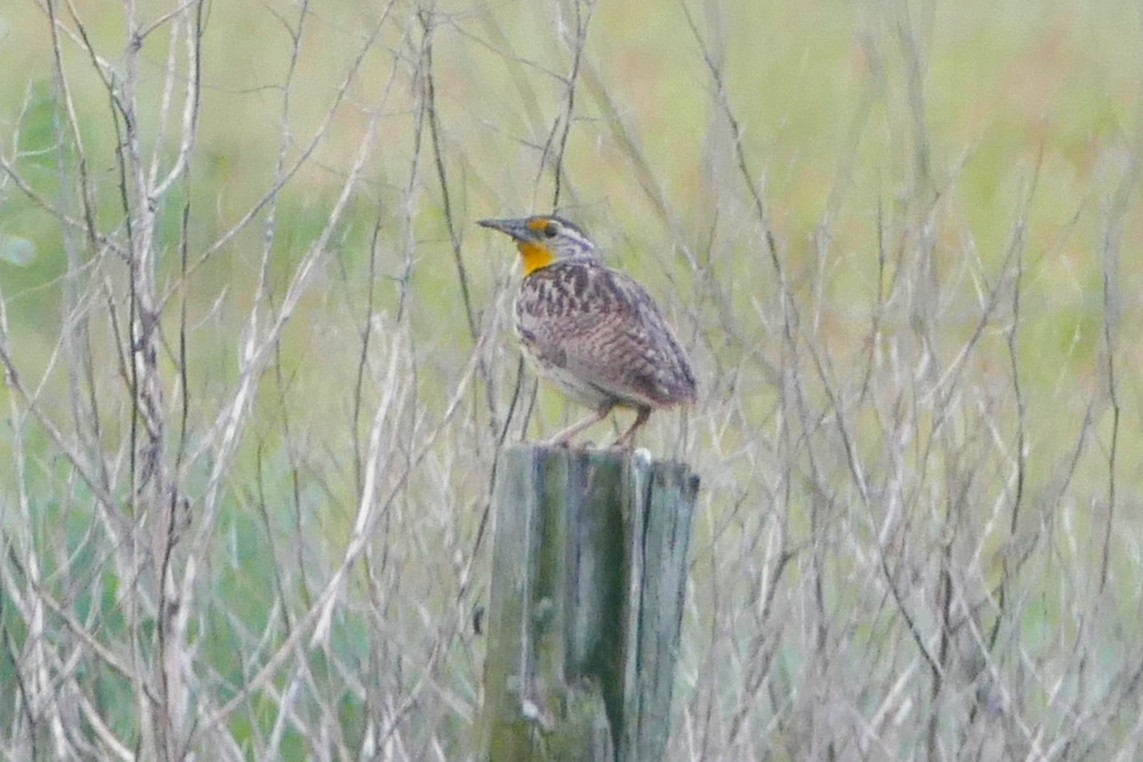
[543,680,614,761]
[480,445,698,761]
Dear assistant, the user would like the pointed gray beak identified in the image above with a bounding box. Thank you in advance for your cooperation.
[477,218,529,241]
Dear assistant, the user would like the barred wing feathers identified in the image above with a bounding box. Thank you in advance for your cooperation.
[516,260,697,408]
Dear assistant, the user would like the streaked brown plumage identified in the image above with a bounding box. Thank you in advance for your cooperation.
[478,214,696,447]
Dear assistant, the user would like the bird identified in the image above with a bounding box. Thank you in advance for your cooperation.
[478,214,696,448]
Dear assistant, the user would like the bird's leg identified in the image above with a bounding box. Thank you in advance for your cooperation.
[546,405,613,447]
[613,406,651,449]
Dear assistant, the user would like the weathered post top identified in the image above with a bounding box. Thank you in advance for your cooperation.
[481,444,699,761]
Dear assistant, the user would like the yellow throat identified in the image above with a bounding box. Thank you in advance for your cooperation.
[517,241,557,277]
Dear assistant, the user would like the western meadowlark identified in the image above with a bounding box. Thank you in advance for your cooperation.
[478,214,696,448]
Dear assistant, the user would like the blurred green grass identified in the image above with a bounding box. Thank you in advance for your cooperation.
[1,0,1141,756]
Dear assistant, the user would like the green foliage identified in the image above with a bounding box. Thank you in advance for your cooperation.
[0,0,1140,757]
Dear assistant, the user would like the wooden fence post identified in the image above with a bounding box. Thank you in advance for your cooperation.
[480,444,700,761]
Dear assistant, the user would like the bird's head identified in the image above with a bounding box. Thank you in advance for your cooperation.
[477,215,597,276]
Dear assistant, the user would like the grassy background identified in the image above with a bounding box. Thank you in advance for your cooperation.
[1,0,1141,759]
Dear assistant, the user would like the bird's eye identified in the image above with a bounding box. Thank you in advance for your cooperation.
[543,222,559,238]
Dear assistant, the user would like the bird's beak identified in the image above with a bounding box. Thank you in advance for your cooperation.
[477,217,530,241]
